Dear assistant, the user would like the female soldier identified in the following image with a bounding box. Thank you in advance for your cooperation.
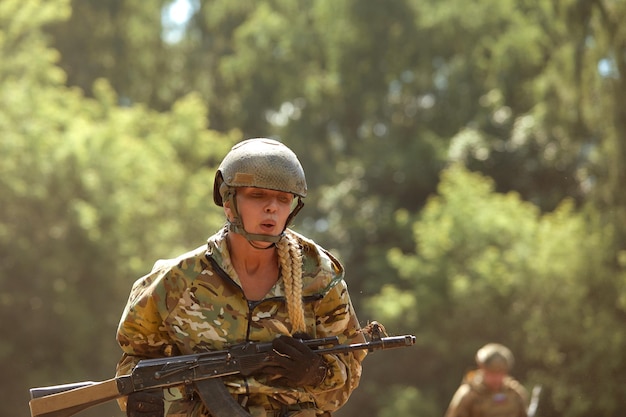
[116,138,366,417]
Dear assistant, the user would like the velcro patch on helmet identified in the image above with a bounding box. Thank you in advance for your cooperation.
[233,172,255,184]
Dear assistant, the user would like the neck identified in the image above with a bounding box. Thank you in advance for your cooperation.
[226,232,280,301]
[227,232,277,268]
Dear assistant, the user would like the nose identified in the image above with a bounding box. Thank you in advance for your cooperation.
[264,197,278,212]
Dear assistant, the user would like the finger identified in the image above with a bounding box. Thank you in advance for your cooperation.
[132,391,163,405]
[282,335,316,355]
[136,404,163,413]
[291,332,311,340]
[270,351,296,368]
[272,336,308,357]
[257,365,289,377]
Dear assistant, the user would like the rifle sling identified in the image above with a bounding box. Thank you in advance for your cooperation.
[194,378,251,417]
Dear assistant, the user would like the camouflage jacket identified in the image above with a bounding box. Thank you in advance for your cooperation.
[444,370,528,417]
[116,228,366,416]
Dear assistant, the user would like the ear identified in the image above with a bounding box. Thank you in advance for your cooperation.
[223,199,234,221]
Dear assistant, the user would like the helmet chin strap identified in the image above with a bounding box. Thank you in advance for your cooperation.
[227,218,282,248]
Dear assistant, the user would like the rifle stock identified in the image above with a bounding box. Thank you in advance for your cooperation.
[29,378,124,417]
[29,333,416,417]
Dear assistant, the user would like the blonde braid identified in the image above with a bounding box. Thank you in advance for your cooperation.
[277,231,307,334]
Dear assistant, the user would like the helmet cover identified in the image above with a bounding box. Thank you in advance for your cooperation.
[213,138,307,206]
[475,343,514,372]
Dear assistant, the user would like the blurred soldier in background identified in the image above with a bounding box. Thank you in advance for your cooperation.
[444,343,528,417]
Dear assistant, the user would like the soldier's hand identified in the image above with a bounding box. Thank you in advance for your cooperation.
[261,335,329,387]
[126,390,164,417]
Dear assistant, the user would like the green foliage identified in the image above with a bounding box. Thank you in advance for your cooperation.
[378,385,440,417]
[2,0,626,416]
[45,0,176,108]
[365,165,626,417]
[0,2,236,415]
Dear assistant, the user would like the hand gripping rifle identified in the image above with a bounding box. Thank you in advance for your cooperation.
[29,325,415,417]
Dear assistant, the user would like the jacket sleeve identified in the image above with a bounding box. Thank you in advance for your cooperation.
[115,256,193,372]
[116,265,184,360]
[507,379,529,417]
[444,384,473,417]
[307,277,367,412]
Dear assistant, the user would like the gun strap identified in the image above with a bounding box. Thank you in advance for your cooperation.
[194,378,251,417]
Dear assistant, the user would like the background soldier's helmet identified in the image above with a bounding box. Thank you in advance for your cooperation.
[213,138,307,206]
[475,343,515,372]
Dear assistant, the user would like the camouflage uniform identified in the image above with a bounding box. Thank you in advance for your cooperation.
[444,370,528,417]
[116,227,366,417]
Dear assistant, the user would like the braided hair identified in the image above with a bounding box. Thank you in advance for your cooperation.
[276,231,307,335]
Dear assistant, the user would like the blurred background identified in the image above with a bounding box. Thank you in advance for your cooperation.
[2,0,626,416]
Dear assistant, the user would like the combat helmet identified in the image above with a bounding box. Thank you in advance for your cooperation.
[475,343,514,372]
[213,138,307,244]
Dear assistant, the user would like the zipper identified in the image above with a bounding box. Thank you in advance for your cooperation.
[204,251,324,340]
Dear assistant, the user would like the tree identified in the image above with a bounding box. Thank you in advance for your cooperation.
[44,0,189,110]
[356,165,626,417]
[8,0,626,416]
[0,1,236,415]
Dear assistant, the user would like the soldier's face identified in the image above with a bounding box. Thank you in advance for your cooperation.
[228,187,294,236]
[483,369,506,391]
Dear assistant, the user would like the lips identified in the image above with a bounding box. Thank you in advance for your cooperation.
[260,219,277,232]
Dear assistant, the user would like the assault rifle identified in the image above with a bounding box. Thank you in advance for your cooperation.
[29,327,415,417]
